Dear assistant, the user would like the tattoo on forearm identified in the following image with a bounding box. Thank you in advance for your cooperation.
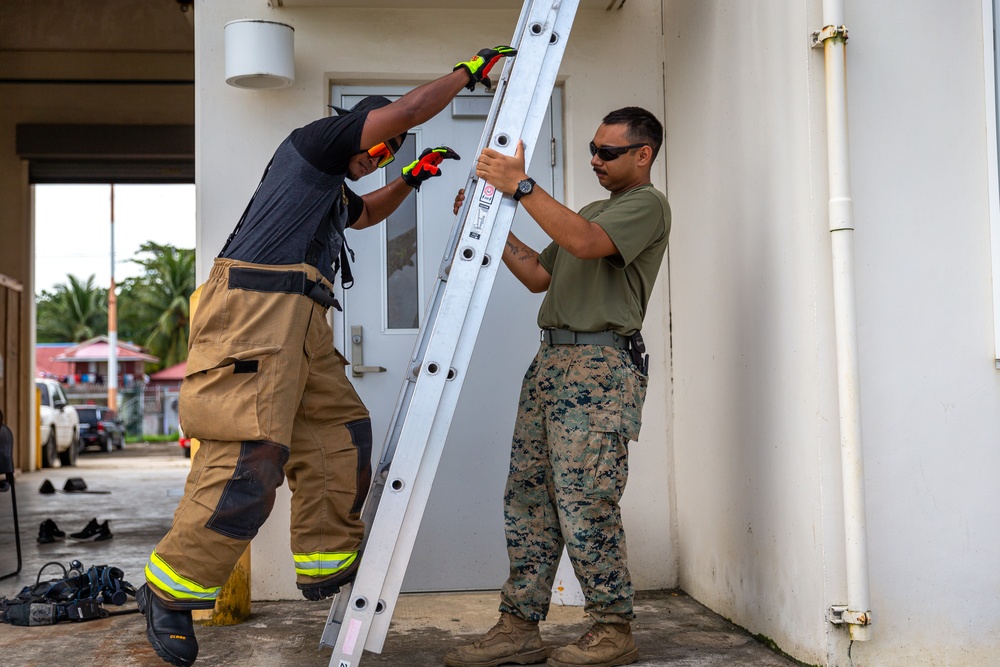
[505,240,536,261]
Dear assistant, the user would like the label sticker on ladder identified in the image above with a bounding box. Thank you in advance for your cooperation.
[338,662,351,667]
[470,205,489,239]
[343,618,363,655]
[479,183,497,207]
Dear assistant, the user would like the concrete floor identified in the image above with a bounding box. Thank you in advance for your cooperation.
[0,444,801,667]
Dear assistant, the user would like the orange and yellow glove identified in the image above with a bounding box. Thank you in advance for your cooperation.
[402,146,461,190]
[454,46,518,92]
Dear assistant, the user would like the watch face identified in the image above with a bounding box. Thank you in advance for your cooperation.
[514,178,534,200]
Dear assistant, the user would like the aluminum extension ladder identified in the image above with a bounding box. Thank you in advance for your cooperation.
[321,2,580,665]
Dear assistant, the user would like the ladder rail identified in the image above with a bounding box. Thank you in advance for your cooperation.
[322,2,579,664]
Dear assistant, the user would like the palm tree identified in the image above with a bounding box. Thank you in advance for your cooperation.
[36,274,108,342]
[118,242,195,370]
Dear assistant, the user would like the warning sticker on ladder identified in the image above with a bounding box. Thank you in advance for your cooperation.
[479,183,497,207]
[338,662,351,667]
[471,205,489,239]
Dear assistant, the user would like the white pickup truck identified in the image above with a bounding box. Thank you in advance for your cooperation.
[36,378,79,467]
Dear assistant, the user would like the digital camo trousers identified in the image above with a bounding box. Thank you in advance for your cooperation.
[499,343,647,625]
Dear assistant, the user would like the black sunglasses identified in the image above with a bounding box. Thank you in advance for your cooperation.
[589,141,648,161]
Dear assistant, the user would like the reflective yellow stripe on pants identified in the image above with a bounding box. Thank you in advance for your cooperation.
[293,551,357,578]
[145,550,221,602]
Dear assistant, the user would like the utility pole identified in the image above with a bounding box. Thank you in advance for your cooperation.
[108,183,118,410]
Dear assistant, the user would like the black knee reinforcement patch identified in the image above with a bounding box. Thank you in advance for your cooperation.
[346,419,372,514]
[207,440,290,540]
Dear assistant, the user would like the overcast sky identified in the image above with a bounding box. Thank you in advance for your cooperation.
[34,184,196,294]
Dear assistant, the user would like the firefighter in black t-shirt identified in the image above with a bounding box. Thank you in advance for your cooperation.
[136,46,515,667]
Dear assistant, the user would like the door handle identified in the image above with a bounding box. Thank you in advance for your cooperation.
[350,325,387,378]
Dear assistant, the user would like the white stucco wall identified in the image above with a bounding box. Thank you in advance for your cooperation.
[666,0,1000,665]
[194,0,676,601]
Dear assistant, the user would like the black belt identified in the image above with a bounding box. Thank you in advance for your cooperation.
[228,267,341,310]
[540,329,630,349]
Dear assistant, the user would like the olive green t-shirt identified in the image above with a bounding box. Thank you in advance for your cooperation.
[536,184,670,335]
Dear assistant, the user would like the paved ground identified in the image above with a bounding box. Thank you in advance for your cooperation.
[0,444,801,667]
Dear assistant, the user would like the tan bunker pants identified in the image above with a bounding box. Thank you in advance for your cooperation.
[145,259,372,608]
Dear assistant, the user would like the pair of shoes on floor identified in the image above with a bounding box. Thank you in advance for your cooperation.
[37,518,66,543]
[71,518,113,541]
[444,614,638,667]
[37,517,113,543]
[136,584,199,667]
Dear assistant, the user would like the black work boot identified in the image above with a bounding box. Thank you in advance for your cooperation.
[136,584,199,666]
[298,555,361,601]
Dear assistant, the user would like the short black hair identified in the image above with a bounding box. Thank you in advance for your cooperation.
[331,95,392,116]
[602,107,664,161]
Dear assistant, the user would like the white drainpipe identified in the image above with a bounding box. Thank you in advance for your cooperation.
[812,0,873,642]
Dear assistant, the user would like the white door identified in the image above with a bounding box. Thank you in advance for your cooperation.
[332,84,562,591]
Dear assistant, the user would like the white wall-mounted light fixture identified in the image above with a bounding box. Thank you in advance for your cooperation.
[224,19,294,90]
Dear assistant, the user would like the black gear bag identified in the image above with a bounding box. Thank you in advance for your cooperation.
[0,559,137,626]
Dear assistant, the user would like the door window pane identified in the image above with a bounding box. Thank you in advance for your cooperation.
[384,135,419,329]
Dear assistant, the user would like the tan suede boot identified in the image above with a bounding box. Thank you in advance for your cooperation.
[546,622,638,667]
[444,612,551,667]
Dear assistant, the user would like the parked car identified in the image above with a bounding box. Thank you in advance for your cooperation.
[76,405,126,453]
[36,377,79,467]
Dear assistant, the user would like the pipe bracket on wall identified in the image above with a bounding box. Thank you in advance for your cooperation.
[828,605,872,627]
[811,25,849,47]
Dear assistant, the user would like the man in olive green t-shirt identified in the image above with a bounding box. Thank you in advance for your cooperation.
[445,107,670,667]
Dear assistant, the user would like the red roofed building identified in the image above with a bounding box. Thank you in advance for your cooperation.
[37,336,159,388]
[148,361,186,390]
[35,343,75,379]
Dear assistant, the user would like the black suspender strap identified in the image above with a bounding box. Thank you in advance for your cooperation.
[218,157,274,258]
[305,184,355,289]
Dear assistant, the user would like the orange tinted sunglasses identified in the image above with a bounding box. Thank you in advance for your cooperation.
[367,141,396,169]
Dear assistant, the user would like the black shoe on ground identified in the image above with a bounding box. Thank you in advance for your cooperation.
[94,521,113,541]
[297,556,361,601]
[71,518,112,540]
[37,518,65,544]
[70,518,100,538]
[136,584,199,666]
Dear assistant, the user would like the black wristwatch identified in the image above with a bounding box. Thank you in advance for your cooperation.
[513,177,536,201]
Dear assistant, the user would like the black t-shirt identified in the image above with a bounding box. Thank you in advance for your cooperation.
[220,111,367,283]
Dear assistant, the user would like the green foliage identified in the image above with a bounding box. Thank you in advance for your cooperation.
[37,242,195,372]
[36,274,108,343]
[126,432,179,444]
[117,242,196,371]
